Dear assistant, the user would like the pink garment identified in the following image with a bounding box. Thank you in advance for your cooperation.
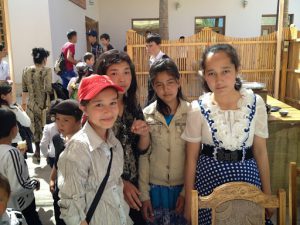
[62,42,75,71]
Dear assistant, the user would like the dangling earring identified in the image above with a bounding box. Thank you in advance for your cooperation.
[234,77,242,91]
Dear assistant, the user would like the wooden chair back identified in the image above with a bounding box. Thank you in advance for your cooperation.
[289,162,300,225]
[191,182,286,225]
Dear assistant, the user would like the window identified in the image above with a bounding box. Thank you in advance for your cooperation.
[0,0,6,47]
[195,16,225,34]
[261,14,294,35]
[132,18,159,36]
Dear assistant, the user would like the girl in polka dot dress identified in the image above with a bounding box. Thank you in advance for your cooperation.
[182,44,273,225]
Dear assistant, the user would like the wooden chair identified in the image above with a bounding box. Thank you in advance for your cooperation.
[191,182,286,225]
[289,162,300,225]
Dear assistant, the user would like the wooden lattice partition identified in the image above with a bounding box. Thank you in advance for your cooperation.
[127,28,293,105]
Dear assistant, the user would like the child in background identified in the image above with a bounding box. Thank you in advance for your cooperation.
[182,44,273,225]
[0,81,31,156]
[0,108,42,225]
[57,75,133,225]
[139,58,189,225]
[49,99,82,225]
[0,173,24,225]
[40,99,62,168]
[100,33,114,52]
[83,52,95,70]
[67,62,92,100]
[97,50,150,225]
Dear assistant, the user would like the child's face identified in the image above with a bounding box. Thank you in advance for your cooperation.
[0,92,13,105]
[55,114,81,137]
[86,57,95,66]
[0,188,9,216]
[106,61,132,95]
[81,88,119,131]
[204,51,238,96]
[153,72,180,106]
[100,38,109,46]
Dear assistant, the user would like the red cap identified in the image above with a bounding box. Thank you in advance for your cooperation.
[78,75,124,101]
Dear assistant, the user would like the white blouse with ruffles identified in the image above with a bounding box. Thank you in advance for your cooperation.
[181,88,268,150]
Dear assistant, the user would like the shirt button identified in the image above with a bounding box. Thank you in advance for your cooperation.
[166,165,169,169]
[166,148,170,152]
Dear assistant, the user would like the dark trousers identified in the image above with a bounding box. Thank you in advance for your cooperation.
[22,198,43,225]
[52,187,66,225]
[130,208,146,225]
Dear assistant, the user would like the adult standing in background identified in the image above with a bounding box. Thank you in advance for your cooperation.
[0,44,10,81]
[60,30,78,90]
[21,47,52,164]
[87,29,103,60]
[145,33,169,105]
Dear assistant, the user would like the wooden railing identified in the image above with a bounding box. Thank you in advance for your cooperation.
[127,27,297,106]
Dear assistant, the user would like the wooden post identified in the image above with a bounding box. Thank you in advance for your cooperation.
[274,0,284,98]
[279,40,289,101]
[289,162,297,225]
[191,190,199,225]
[126,30,135,59]
[2,0,16,102]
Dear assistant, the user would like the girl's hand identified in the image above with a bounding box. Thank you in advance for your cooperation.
[142,200,154,222]
[49,179,55,193]
[131,119,149,137]
[266,208,275,219]
[175,195,185,214]
[80,220,88,225]
[123,180,142,210]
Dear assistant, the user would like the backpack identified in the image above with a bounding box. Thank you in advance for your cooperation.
[54,52,66,76]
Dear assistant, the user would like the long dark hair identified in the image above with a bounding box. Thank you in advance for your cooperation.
[200,44,242,92]
[149,58,185,116]
[96,50,139,115]
[0,81,12,107]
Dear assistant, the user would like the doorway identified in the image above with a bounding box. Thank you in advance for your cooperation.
[85,16,99,52]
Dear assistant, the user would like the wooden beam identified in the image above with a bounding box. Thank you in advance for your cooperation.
[274,0,284,98]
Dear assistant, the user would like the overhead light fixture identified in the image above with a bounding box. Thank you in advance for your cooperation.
[175,1,181,10]
[242,0,248,8]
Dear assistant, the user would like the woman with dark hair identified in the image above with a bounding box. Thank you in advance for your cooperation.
[21,47,52,164]
[97,50,150,225]
[183,44,273,225]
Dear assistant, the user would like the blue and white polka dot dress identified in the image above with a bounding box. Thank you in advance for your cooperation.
[194,92,273,225]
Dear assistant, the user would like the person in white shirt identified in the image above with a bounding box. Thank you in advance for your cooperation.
[0,44,10,81]
[145,33,169,105]
[0,82,30,154]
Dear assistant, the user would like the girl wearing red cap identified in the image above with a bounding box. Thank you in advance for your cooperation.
[57,75,133,225]
[97,50,150,225]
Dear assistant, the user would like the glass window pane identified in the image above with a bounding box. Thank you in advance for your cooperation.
[261,16,276,26]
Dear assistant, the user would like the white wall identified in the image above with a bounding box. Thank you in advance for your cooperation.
[98,0,300,49]
[98,1,159,50]
[8,0,53,84]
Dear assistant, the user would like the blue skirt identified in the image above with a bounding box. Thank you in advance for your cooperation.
[195,154,273,225]
[147,184,187,225]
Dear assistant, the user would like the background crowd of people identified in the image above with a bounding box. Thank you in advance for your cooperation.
[0,29,273,225]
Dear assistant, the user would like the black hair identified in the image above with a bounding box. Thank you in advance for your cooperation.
[83,52,94,62]
[96,49,139,115]
[31,47,50,65]
[149,58,185,116]
[0,173,11,197]
[0,108,17,139]
[0,43,4,52]
[75,62,90,84]
[0,81,12,107]
[146,33,161,45]
[179,36,185,40]
[67,30,77,40]
[100,33,110,41]
[200,44,242,92]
